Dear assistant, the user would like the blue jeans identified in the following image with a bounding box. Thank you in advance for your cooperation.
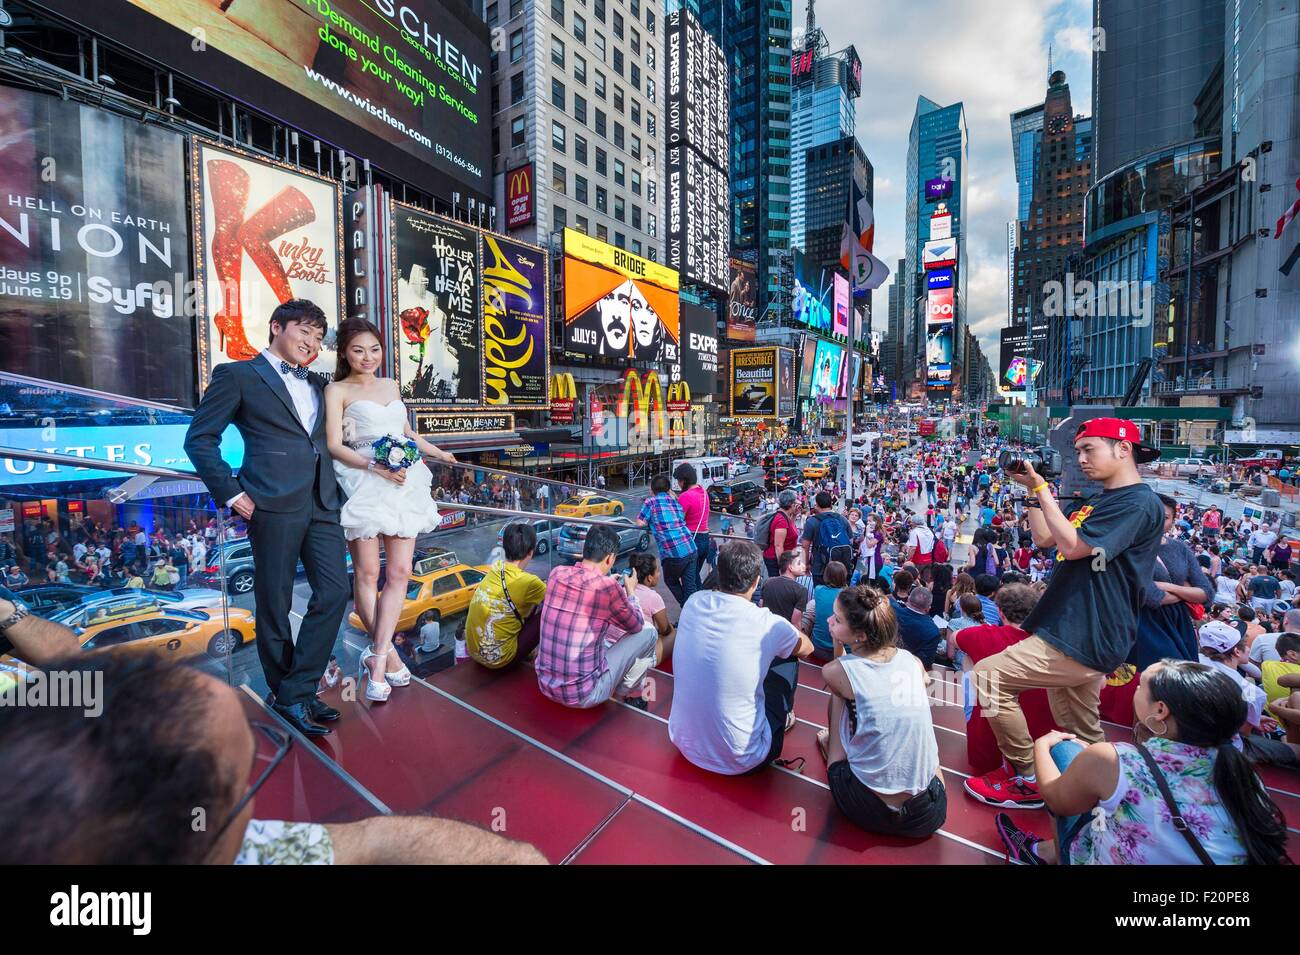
[1051,739,1088,865]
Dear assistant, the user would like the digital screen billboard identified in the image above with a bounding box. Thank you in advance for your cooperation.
[679,301,719,395]
[777,346,796,418]
[792,277,831,334]
[925,176,953,202]
[999,323,1047,394]
[41,0,493,198]
[666,10,728,169]
[809,340,844,402]
[562,228,680,362]
[799,336,818,397]
[727,257,757,341]
[922,238,958,270]
[730,346,777,417]
[926,323,953,386]
[667,144,729,292]
[833,273,850,337]
[926,268,954,291]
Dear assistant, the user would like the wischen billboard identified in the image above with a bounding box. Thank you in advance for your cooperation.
[730,346,777,417]
[0,86,194,404]
[727,257,757,341]
[562,228,680,362]
[47,0,492,200]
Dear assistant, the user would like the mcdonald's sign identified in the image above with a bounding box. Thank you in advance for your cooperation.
[506,162,535,229]
[617,369,667,437]
[666,381,691,415]
[549,372,577,423]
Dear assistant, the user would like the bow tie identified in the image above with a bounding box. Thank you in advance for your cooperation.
[279,360,311,381]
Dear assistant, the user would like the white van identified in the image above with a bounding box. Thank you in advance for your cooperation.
[672,456,730,492]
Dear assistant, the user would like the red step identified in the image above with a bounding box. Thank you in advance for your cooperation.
[570,800,756,865]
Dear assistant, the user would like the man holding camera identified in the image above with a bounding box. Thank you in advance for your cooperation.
[964,418,1164,809]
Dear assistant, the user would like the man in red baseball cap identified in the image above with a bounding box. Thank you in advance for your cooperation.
[964,416,1164,810]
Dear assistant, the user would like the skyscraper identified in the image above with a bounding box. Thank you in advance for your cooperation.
[802,136,871,291]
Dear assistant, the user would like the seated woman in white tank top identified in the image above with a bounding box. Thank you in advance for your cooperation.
[815,585,947,839]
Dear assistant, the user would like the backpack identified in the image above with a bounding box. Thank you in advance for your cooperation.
[933,538,949,564]
[815,513,854,571]
[753,510,779,549]
[984,546,999,576]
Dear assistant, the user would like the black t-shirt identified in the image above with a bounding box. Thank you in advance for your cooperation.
[762,576,808,625]
[1252,575,1281,599]
[1021,483,1165,673]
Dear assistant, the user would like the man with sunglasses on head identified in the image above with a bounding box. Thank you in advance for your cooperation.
[0,653,546,864]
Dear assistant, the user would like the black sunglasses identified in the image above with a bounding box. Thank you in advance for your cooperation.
[207,720,293,854]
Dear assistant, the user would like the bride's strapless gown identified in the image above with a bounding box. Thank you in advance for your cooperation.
[335,399,440,541]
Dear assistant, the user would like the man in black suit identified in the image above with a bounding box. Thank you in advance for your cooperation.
[185,300,349,737]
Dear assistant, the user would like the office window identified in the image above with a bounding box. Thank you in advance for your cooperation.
[491,82,500,114]
[594,0,605,21]
[552,162,566,194]
[574,133,588,164]
[631,169,641,195]
[647,213,656,237]
[645,77,655,103]
[630,0,640,15]
[613,49,623,76]
[630,133,639,158]
[615,231,625,248]
[646,113,655,136]
[614,123,624,149]
[647,179,656,202]
[595,110,607,137]
[596,223,608,242]
[551,36,565,67]
[551,0,564,23]
[614,87,624,114]
[510,0,523,16]
[613,196,623,223]
[511,115,526,148]
[631,239,642,256]
[631,204,641,229]
[595,148,607,175]
[613,11,623,38]
[613,158,625,185]
[647,145,656,167]
[647,246,656,260]
[630,64,640,90]
[594,72,606,98]
[596,186,607,212]
[630,29,640,54]
[573,94,587,124]
[554,205,567,229]
[574,54,586,84]
[486,2,498,27]
[551,78,565,110]
[646,45,655,70]
[575,175,588,203]
[552,120,566,152]
[631,101,640,126]
[510,29,524,63]
[646,8,654,33]
[492,124,500,155]
[573,12,586,41]
[594,32,606,62]
[576,215,589,234]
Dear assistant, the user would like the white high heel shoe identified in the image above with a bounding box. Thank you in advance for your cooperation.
[357,647,392,702]
[385,646,412,687]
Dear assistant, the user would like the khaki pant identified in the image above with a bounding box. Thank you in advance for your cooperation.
[971,635,1105,775]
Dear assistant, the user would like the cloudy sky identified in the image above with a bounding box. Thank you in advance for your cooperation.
[812,0,1093,361]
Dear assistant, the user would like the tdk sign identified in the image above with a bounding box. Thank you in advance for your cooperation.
[927,269,954,291]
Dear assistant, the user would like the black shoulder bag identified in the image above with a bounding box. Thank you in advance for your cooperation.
[1134,742,1216,865]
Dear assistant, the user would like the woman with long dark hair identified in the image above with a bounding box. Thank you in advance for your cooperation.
[325,317,457,702]
[995,659,1290,865]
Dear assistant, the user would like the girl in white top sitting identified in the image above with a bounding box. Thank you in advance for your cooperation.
[815,585,947,839]
[995,659,1289,865]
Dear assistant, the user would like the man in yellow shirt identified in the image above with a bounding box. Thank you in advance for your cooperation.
[466,522,547,669]
[1262,633,1300,720]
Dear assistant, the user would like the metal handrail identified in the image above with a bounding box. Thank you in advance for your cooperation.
[0,370,195,415]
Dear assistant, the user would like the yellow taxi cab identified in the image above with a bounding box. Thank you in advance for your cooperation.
[787,445,819,457]
[348,549,489,633]
[802,462,830,479]
[1,597,257,664]
[552,493,626,518]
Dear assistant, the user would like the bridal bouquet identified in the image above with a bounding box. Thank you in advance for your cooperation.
[371,435,420,472]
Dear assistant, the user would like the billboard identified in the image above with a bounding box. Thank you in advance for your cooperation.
[194,139,344,387]
[679,302,719,394]
[845,46,863,97]
[927,323,953,386]
[562,228,680,362]
[926,287,955,323]
[666,10,728,168]
[667,144,729,292]
[922,238,958,270]
[799,336,818,396]
[924,176,953,202]
[809,340,844,402]
[391,204,481,405]
[0,87,193,404]
[930,209,952,241]
[44,0,492,198]
[792,276,832,333]
[730,346,777,417]
[999,323,1047,394]
[481,234,549,407]
[727,257,757,340]
[791,46,816,82]
[505,163,534,229]
[926,268,954,291]
[777,346,796,418]
[833,273,850,337]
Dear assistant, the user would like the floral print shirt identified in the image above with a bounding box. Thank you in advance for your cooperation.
[1068,738,1248,865]
[234,820,334,865]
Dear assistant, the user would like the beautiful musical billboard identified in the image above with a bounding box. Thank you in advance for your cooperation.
[562,228,680,363]
[727,257,757,341]
[391,204,481,406]
[481,233,548,407]
[730,346,777,417]
[0,87,193,403]
[194,139,344,387]
[44,0,492,198]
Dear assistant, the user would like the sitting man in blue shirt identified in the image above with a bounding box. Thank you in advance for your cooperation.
[891,585,942,669]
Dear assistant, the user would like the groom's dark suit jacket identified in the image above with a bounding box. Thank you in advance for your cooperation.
[184,356,344,513]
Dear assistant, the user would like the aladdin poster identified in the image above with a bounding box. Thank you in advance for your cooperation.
[482,233,548,407]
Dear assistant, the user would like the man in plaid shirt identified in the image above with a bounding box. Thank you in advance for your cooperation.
[637,474,700,609]
[537,524,658,709]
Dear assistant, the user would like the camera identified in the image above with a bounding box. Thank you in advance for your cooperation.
[998,447,1063,480]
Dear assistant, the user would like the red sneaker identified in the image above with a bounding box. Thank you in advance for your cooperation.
[964,770,1045,809]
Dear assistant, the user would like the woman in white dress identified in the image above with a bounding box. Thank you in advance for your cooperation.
[325,318,456,702]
